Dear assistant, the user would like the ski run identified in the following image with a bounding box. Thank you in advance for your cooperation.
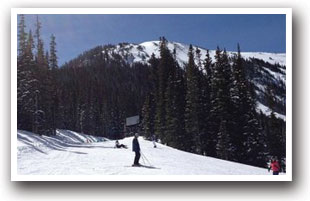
[17,129,277,175]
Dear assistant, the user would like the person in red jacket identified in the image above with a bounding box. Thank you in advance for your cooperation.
[270,157,281,175]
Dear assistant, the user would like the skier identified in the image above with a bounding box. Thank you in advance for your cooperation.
[270,157,281,175]
[132,133,141,166]
[115,140,128,149]
[151,134,157,148]
[267,159,271,172]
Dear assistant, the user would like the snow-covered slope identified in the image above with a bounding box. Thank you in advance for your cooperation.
[17,129,272,175]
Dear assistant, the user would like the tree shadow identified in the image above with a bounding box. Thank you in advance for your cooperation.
[17,130,114,155]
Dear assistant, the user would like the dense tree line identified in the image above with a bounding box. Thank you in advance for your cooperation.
[56,53,150,139]
[17,15,151,139]
[17,15,58,135]
[141,37,285,168]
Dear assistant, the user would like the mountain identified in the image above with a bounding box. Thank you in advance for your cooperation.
[17,40,286,172]
[103,41,286,67]
[65,40,286,120]
[17,129,272,175]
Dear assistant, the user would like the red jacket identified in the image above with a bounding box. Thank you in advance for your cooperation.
[271,161,280,172]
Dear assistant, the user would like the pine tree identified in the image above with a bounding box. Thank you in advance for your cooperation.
[154,38,167,141]
[231,44,265,166]
[141,52,159,139]
[148,53,159,99]
[210,47,234,160]
[45,51,50,68]
[195,47,202,69]
[184,44,200,153]
[164,74,175,145]
[18,14,27,61]
[49,34,59,135]
[27,15,57,135]
[49,34,58,69]
[216,119,232,160]
[201,49,214,156]
[17,29,37,131]
[265,86,286,167]
[173,67,186,149]
[141,95,154,139]
[164,64,186,149]
[154,37,175,142]
[230,44,248,161]
[24,30,35,68]
[34,15,45,68]
[195,47,209,154]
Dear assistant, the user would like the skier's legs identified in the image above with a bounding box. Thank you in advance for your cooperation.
[134,151,138,164]
[137,152,141,164]
[273,171,279,175]
[134,151,141,165]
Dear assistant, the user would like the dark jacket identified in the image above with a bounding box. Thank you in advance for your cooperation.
[132,137,140,152]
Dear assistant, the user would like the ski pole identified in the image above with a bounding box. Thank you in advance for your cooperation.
[140,153,149,166]
[141,152,152,166]
[140,152,146,165]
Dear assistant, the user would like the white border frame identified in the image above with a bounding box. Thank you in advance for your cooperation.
[11,8,292,181]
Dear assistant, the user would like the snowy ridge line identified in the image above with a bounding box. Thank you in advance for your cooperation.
[17,129,276,175]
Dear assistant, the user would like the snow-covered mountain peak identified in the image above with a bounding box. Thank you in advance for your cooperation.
[103,40,286,67]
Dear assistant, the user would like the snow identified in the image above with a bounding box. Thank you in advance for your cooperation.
[256,102,286,121]
[263,67,286,82]
[241,52,286,66]
[255,83,266,91]
[103,41,286,67]
[17,129,274,175]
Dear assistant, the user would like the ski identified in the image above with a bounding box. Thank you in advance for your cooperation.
[125,165,160,169]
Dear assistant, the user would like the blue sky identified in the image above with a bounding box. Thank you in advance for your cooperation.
[21,14,286,66]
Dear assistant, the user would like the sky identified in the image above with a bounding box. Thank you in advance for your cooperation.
[20,14,286,66]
